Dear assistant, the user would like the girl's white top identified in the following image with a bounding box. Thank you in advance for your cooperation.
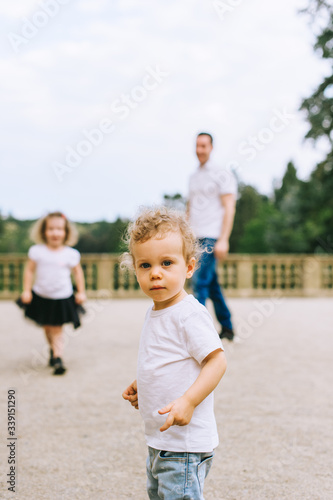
[137,294,223,453]
[28,244,80,299]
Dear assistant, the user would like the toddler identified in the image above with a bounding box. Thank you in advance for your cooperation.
[122,207,227,499]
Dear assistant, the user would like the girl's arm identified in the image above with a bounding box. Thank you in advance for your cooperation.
[21,259,36,303]
[72,264,86,304]
[158,348,226,432]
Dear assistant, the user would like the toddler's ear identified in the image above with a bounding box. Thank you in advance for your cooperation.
[186,257,196,278]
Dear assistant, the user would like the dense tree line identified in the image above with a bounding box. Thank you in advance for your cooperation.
[0,158,331,256]
[0,215,130,254]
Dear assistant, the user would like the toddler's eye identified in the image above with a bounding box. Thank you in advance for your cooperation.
[140,263,150,269]
[163,260,172,267]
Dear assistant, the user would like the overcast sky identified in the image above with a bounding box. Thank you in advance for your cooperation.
[0,0,330,222]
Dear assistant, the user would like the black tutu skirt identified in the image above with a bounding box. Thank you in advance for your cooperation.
[16,291,85,329]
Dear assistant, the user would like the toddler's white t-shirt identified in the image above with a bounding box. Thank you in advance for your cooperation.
[28,244,80,299]
[137,294,223,453]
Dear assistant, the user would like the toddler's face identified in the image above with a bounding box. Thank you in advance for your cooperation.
[133,231,195,310]
[44,217,66,248]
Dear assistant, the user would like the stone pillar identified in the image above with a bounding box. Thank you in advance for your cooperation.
[96,256,113,295]
[303,256,321,297]
[236,257,253,297]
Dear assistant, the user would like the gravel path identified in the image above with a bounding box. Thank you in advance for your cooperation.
[0,298,332,500]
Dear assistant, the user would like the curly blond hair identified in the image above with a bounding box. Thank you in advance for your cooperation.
[122,206,202,269]
[30,212,78,246]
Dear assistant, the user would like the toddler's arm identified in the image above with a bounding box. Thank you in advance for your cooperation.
[159,348,226,432]
[72,264,87,304]
[122,379,139,409]
[21,259,36,303]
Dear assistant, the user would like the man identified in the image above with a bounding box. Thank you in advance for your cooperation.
[188,132,237,340]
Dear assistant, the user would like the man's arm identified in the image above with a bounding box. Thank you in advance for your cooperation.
[214,193,236,261]
[158,349,226,432]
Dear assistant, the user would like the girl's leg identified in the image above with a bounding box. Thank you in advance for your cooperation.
[44,326,51,345]
[47,326,64,358]
[44,326,55,366]
[46,326,66,375]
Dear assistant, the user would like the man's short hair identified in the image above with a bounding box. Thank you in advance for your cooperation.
[197,132,213,144]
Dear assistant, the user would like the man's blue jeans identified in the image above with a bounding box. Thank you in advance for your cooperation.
[192,238,233,331]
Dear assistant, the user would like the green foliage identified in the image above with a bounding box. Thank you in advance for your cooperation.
[274,162,300,208]
[0,217,35,253]
[0,212,5,237]
[0,217,130,254]
[229,184,270,253]
[163,193,187,211]
[298,0,333,251]
[75,218,129,254]
[300,2,333,143]
[299,152,333,250]
[2,155,332,255]
[238,203,275,254]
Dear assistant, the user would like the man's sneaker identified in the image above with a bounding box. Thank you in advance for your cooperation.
[53,357,66,375]
[49,349,55,367]
[219,327,234,341]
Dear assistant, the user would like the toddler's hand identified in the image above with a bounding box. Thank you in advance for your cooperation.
[21,291,32,304]
[75,292,86,304]
[122,380,139,410]
[158,396,195,432]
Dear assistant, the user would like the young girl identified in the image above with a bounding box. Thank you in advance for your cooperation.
[122,207,227,500]
[19,212,86,375]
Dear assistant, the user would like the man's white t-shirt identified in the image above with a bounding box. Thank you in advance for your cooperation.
[189,160,237,239]
[137,294,223,453]
[28,244,80,299]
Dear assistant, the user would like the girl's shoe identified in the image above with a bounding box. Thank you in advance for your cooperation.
[53,357,66,375]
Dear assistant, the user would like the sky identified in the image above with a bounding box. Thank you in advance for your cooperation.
[0,0,330,222]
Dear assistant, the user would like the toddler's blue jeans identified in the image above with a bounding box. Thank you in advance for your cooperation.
[146,447,214,500]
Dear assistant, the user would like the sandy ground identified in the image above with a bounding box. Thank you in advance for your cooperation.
[0,297,332,500]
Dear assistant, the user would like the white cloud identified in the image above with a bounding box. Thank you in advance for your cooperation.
[0,1,37,19]
[78,0,108,13]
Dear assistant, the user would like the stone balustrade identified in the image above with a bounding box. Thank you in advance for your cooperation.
[0,253,332,299]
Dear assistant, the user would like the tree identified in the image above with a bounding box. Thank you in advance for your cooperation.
[274,162,301,208]
[163,193,187,211]
[300,2,333,145]
[229,184,271,253]
[0,212,4,237]
[299,151,333,250]
[299,0,333,251]
[75,218,129,253]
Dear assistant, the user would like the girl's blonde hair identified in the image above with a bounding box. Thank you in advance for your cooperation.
[30,212,79,246]
[122,206,202,269]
